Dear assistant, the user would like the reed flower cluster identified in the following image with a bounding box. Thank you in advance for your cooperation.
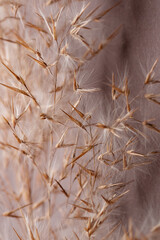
[0,0,160,239]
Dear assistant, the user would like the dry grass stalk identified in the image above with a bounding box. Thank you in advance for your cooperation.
[0,1,159,240]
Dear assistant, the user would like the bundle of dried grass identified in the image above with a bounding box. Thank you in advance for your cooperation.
[0,0,160,239]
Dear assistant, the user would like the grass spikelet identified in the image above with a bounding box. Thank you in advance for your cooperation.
[61,109,87,132]
[144,59,158,85]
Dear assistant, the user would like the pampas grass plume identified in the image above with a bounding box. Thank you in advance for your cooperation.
[0,0,160,239]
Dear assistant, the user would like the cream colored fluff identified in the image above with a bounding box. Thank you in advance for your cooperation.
[0,1,160,239]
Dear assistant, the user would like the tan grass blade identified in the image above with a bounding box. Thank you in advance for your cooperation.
[51,15,57,41]
[3,203,32,217]
[145,93,160,105]
[68,145,94,166]
[73,231,80,240]
[94,1,122,21]
[71,3,90,25]
[55,179,69,198]
[126,161,152,170]
[125,77,131,112]
[35,228,40,240]
[102,190,129,204]
[76,87,101,93]
[27,54,48,68]
[14,33,37,55]
[0,83,30,97]
[145,59,158,84]
[70,203,94,213]
[25,21,48,33]
[101,222,121,240]
[69,102,85,119]
[13,228,24,240]
[143,121,160,134]
[76,162,96,176]
[1,61,26,85]
[61,109,87,132]
[84,5,101,21]
[92,26,122,56]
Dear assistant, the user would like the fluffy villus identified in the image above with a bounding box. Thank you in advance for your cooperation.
[0,0,160,239]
